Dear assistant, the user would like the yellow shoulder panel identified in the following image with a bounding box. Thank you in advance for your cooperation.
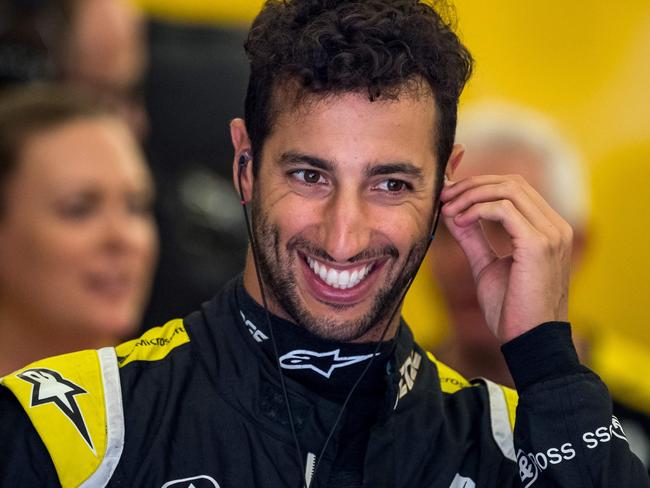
[1,349,111,488]
[425,352,519,428]
[501,384,519,429]
[115,318,189,368]
[426,351,472,394]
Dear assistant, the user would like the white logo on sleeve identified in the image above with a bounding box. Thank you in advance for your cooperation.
[161,475,220,487]
[516,449,539,488]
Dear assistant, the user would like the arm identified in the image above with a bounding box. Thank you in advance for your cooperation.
[502,322,649,487]
[441,174,649,486]
[0,386,59,486]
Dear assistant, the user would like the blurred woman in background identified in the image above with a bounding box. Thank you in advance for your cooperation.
[0,85,158,375]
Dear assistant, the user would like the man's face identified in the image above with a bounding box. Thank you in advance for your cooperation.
[244,91,440,342]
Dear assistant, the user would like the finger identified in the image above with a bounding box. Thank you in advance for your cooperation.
[442,180,559,239]
[452,199,541,243]
[442,212,498,282]
[442,175,569,234]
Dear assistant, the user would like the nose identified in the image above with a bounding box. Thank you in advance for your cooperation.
[320,187,371,262]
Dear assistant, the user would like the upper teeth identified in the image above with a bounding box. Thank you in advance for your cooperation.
[306,257,373,289]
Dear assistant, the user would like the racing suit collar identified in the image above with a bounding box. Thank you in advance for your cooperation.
[194,276,426,469]
[234,276,395,404]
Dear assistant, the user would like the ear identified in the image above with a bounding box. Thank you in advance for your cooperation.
[230,118,254,203]
[445,144,464,180]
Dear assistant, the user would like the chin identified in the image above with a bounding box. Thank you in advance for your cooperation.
[83,309,141,341]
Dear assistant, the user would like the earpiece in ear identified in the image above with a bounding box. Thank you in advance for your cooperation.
[237,153,251,205]
[238,152,251,168]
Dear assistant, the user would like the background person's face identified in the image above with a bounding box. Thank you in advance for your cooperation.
[250,92,440,342]
[0,117,158,340]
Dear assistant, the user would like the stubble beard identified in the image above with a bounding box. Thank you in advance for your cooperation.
[250,194,429,342]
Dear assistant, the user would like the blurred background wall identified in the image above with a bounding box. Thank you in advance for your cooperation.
[133,0,650,349]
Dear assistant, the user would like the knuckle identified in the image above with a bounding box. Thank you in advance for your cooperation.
[497,199,514,211]
[548,229,563,248]
[508,174,526,186]
[499,180,518,195]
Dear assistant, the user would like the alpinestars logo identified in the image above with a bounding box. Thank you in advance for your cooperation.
[279,349,378,378]
[161,475,220,487]
[18,368,94,452]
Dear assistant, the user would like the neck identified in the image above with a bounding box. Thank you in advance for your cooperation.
[235,280,394,403]
[0,306,118,376]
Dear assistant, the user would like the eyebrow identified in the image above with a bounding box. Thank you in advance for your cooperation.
[364,162,424,181]
[278,151,424,182]
[278,151,335,172]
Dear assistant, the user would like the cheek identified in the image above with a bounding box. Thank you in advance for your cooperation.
[266,198,318,238]
[373,206,428,246]
[0,224,87,311]
[134,221,159,266]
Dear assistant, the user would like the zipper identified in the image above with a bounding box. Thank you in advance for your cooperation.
[305,452,316,487]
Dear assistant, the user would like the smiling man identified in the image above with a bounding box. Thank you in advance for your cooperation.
[1,1,648,487]
[234,92,440,343]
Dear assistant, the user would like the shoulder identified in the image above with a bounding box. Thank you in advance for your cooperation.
[1,346,123,487]
[425,351,519,461]
[0,318,191,487]
[0,386,59,485]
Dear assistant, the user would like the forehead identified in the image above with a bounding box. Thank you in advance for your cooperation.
[266,90,439,171]
[459,144,547,194]
[7,116,152,198]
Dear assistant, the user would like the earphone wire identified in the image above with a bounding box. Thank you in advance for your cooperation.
[238,156,443,486]
[237,163,308,488]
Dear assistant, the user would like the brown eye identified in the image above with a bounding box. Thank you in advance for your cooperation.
[303,170,321,184]
[292,169,324,184]
[386,179,405,191]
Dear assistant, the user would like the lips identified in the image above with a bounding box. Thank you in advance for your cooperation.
[299,252,387,306]
[85,271,134,300]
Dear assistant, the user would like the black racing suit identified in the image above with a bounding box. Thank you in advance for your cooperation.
[0,277,648,487]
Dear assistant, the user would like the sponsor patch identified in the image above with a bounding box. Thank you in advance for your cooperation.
[279,349,378,378]
[394,351,421,408]
[17,368,94,452]
[161,475,220,487]
[449,473,476,488]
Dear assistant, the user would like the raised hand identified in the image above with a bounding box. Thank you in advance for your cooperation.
[439,174,573,344]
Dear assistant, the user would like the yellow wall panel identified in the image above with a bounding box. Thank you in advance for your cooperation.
[135,0,263,24]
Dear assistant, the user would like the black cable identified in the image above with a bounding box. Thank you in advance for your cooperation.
[238,157,444,486]
[237,166,308,488]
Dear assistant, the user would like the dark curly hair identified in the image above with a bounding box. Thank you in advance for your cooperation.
[244,0,473,191]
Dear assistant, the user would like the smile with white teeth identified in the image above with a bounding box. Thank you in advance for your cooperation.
[306,256,374,289]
